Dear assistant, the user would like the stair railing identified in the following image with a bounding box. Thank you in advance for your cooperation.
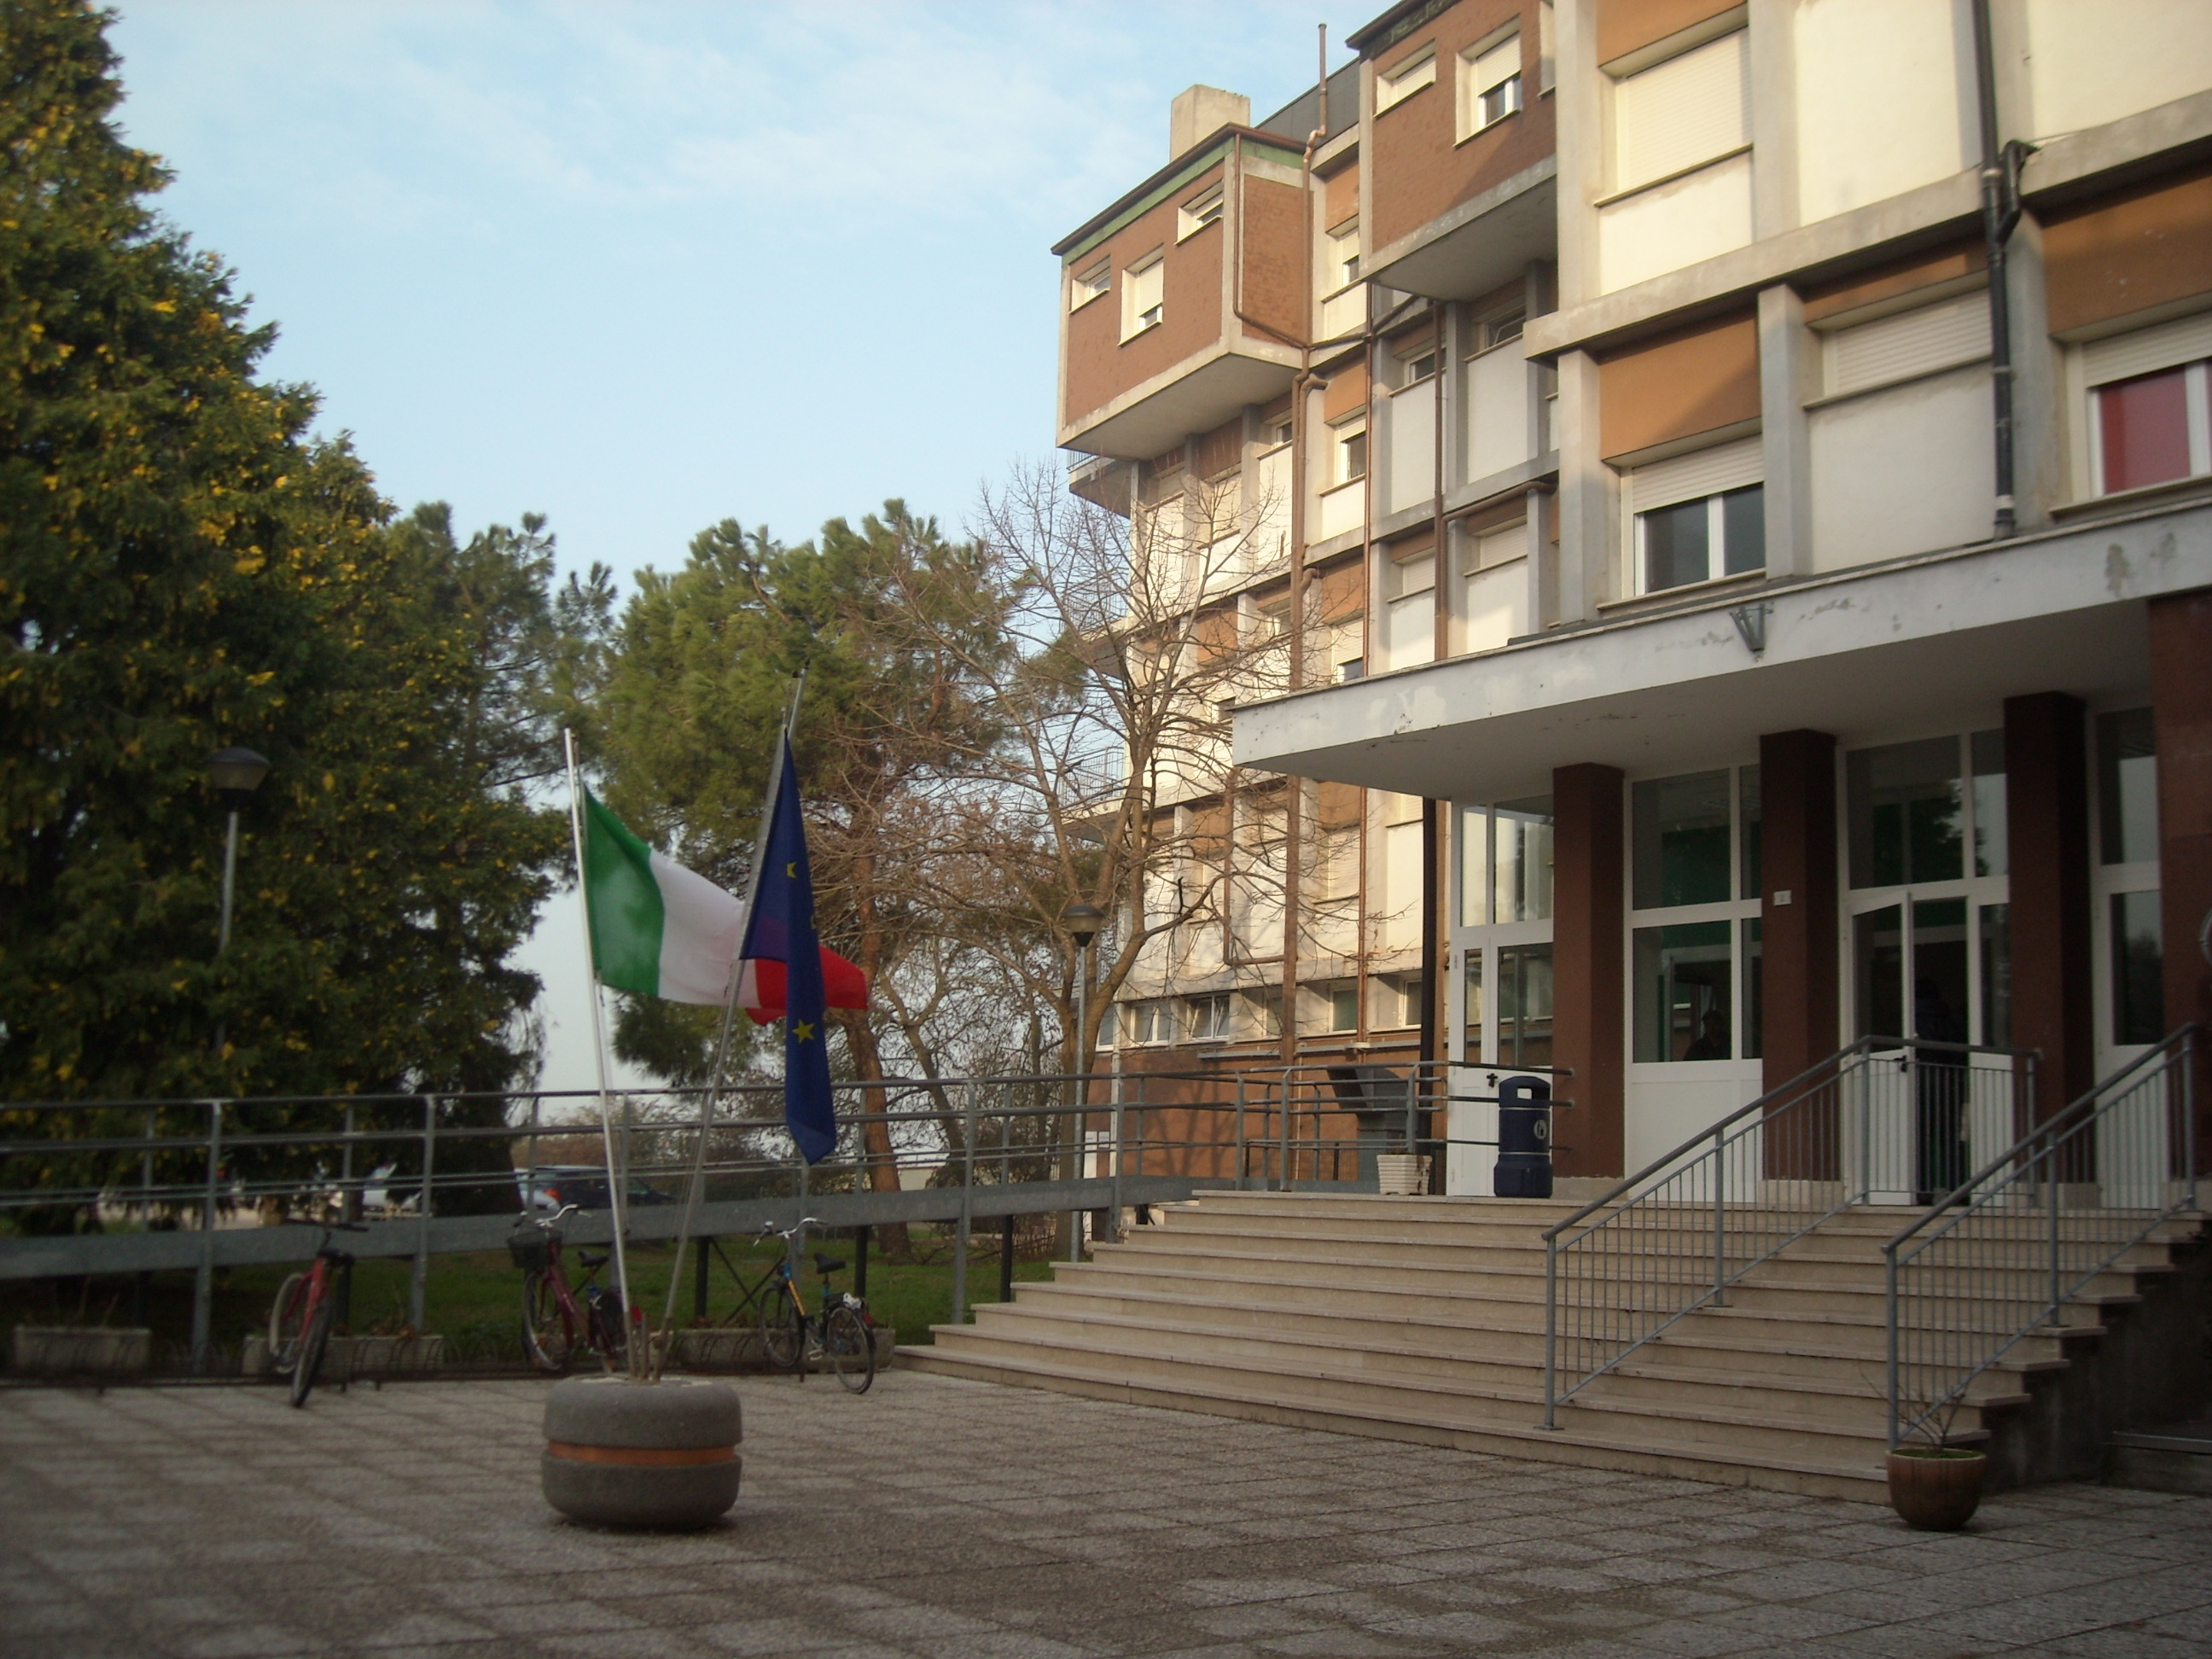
[1885,1025,2201,1448]
[1541,1035,2036,1429]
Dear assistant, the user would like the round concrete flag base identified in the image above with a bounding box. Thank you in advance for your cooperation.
[542,1374,742,1528]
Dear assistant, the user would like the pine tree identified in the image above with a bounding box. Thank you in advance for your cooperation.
[0,2,585,1212]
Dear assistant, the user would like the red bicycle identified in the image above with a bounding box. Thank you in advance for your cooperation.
[268,1222,368,1408]
[513,1205,628,1374]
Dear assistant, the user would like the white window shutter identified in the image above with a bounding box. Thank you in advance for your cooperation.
[1826,292,1991,397]
[1626,435,1763,515]
[2084,310,2212,387]
[1614,31,1749,193]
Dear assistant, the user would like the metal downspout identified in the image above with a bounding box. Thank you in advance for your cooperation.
[1970,0,2028,539]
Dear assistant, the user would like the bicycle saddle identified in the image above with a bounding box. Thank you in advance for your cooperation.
[579,1250,610,1270]
[813,1254,847,1275]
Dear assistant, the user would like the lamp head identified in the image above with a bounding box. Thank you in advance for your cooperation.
[1060,901,1106,949]
[207,747,271,808]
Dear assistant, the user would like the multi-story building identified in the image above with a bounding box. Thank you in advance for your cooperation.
[1059,2,2212,1195]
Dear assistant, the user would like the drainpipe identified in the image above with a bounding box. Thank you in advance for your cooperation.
[1970,0,2029,539]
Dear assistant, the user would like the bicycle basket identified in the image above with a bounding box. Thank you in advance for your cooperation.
[508,1231,551,1272]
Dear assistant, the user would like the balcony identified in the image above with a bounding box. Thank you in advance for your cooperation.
[1057,129,1309,459]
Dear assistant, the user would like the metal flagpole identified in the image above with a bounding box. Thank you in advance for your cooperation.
[660,673,812,1349]
[565,728,639,1376]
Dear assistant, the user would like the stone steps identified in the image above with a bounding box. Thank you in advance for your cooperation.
[899,1186,2197,1498]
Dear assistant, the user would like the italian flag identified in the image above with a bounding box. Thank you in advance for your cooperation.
[581,789,864,1016]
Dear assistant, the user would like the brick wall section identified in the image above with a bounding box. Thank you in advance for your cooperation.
[1062,164,1226,430]
[2149,590,2212,1177]
[2043,162,2212,335]
[1551,762,1626,1180]
[1370,0,1557,253]
[2005,692,2095,1113]
[1595,309,1759,460]
[1239,174,1308,344]
[1758,730,1838,1098]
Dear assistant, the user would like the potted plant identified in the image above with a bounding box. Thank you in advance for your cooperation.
[1886,1396,1986,1530]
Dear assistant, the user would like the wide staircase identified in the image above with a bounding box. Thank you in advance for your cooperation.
[899,1188,2205,1502]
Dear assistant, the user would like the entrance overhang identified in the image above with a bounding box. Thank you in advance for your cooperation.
[1232,498,2212,800]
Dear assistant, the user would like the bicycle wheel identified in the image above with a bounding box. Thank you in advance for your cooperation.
[521,1272,573,1374]
[268,1272,311,1377]
[588,1288,628,1374]
[824,1303,874,1394]
[757,1291,802,1372]
[288,1295,336,1408]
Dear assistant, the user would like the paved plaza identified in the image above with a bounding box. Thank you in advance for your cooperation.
[1,1372,2208,1659]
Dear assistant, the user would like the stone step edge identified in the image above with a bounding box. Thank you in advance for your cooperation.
[925,1323,1917,1447]
[896,1346,1894,1503]
[966,1304,2034,1410]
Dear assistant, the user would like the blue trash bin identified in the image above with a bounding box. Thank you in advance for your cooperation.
[1493,1075,1552,1198]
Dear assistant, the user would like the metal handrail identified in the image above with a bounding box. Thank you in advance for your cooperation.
[1884,1024,2201,1447]
[1541,1034,2038,1429]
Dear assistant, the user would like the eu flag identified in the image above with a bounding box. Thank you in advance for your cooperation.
[738,735,835,1164]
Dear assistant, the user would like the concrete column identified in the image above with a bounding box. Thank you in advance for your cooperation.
[2004,210,2062,534]
[1758,284,1813,580]
[1551,762,1625,1185]
[1553,0,1602,306]
[2005,691,2093,1114]
[1759,730,1838,1093]
[2150,591,2212,1179]
[1746,0,1800,238]
[1554,347,1610,624]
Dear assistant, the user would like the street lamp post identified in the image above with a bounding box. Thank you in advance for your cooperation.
[195,747,267,1373]
[1060,902,1105,1260]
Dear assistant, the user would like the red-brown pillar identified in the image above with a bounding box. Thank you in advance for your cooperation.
[2150,591,2212,1179]
[2005,691,2094,1115]
[1759,730,1840,1092]
[1552,763,1625,1182]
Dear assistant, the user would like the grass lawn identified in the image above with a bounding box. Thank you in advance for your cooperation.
[2,1225,1067,1365]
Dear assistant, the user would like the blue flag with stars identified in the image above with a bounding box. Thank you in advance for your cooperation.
[738,735,835,1164]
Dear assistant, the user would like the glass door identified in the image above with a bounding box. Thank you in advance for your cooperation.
[1447,798,1553,1194]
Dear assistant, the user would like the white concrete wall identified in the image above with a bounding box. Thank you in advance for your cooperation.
[2017,0,2212,140]
[1598,152,1754,293]
[1316,480,1365,541]
[1383,382,1437,516]
[1625,1066,1762,1174]
[1795,0,1972,224]
[1808,363,1994,570]
[1382,588,1435,671]
[1460,558,1529,655]
[1467,341,1534,482]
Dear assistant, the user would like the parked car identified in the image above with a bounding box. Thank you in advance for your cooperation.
[518,1166,675,1214]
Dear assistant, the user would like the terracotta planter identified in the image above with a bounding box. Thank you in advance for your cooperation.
[1887,1447,1986,1530]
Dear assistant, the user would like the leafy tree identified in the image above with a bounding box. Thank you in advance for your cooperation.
[0,3,591,1214]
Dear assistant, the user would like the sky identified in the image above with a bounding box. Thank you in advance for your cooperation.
[105,0,1378,1093]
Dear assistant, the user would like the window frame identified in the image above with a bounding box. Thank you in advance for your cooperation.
[1121,250,1165,341]
[1178,183,1225,242]
[1633,484,1766,597]
[1626,765,1763,1067]
[1332,416,1369,486]
[1458,30,1524,143]
[1377,46,1438,114]
[1068,258,1110,313]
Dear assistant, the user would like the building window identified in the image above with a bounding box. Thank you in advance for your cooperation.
[2110,892,2164,1045]
[1243,987,1284,1039]
[1459,33,1522,140]
[1178,183,1224,241]
[1335,419,1368,484]
[2098,708,2157,865]
[2097,362,2209,494]
[1328,984,1359,1033]
[1377,48,1436,113]
[1612,26,1749,195]
[1187,993,1232,1041]
[1122,253,1164,340]
[1328,221,1360,289]
[1068,258,1109,312]
[2082,312,2212,498]
[1396,339,1441,386]
[1129,999,1176,1045]
[1639,486,1763,594]
[1629,768,1761,1063]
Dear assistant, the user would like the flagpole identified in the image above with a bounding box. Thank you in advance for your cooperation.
[662,672,812,1343]
[565,728,638,1376]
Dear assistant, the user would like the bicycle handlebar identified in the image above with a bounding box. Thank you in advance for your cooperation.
[758,1216,823,1242]
[518,1204,580,1230]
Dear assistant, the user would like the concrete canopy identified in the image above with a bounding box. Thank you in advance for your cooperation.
[1232,498,2212,801]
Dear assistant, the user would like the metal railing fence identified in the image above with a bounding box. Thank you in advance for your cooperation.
[1542,1036,2036,1428]
[1885,1025,2202,1447]
[1,1061,1487,1371]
